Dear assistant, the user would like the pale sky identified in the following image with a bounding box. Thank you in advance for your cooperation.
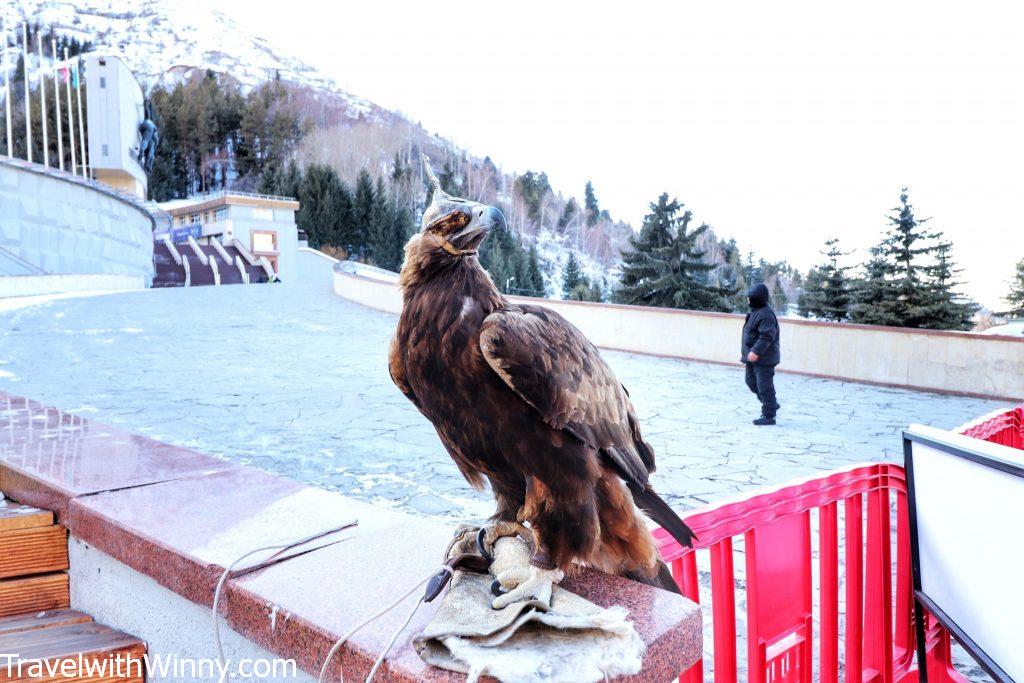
[222,0,1024,309]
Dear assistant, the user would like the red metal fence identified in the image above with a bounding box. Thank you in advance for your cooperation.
[655,403,1024,683]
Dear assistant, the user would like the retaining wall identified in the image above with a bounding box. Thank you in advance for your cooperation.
[0,159,155,285]
[332,264,1024,401]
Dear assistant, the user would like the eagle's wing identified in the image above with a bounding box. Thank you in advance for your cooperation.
[479,304,655,486]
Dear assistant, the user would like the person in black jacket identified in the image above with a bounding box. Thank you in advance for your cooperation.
[741,283,781,425]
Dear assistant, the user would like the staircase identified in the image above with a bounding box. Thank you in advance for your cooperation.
[0,500,146,682]
[151,239,266,288]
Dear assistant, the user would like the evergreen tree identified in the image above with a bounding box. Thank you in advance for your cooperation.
[561,252,585,298]
[1004,258,1024,318]
[797,267,825,318]
[236,79,304,183]
[351,169,375,259]
[557,199,577,230]
[515,171,551,223]
[479,226,541,295]
[799,238,853,321]
[925,240,977,329]
[367,177,391,266]
[584,181,600,226]
[850,190,975,330]
[525,248,546,296]
[850,247,901,326]
[297,164,352,250]
[616,194,734,311]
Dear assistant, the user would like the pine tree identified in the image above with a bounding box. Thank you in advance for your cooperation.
[850,247,901,326]
[557,199,577,230]
[1004,258,1024,318]
[368,177,392,267]
[584,181,600,226]
[297,164,352,250]
[850,190,975,330]
[351,169,375,259]
[561,252,585,299]
[515,171,551,223]
[525,248,546,296]
[616,194,733,311]
[797,267,825,318]
[925,240,977,330]
[799,238,852,321]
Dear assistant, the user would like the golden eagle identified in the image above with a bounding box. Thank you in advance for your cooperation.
[389,157,694,604]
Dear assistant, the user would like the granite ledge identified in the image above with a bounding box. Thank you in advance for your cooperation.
[0,391,703,680]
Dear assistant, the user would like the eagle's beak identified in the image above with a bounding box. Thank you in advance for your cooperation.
[452,205,507,245]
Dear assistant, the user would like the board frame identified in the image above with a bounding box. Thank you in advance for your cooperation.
[903,426,1023,683]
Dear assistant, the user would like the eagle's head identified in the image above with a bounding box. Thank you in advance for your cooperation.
[399,155,507,290]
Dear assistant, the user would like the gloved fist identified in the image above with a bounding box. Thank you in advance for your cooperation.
[489,536,563,609]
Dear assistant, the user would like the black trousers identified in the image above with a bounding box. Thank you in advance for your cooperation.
[744,363,779,418]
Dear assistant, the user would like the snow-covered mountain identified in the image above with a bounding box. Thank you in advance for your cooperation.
[2,0,383,119]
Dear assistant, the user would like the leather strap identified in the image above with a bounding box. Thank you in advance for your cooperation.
[432,233,477,257]
[422,552,491,603]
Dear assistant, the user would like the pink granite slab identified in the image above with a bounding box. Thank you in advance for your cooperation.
[225,518,702,682]
[0,393,235,518]
[65,466,398,606]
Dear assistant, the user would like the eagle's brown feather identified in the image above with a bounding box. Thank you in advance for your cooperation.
[479,304,655,487]
[390,186,693,591]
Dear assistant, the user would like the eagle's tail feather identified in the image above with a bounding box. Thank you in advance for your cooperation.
[628,482,697,550]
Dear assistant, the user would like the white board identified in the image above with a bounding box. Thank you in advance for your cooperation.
[906,425,1024,682]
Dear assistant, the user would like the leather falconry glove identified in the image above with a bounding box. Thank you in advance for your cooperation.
[488,532,564,610]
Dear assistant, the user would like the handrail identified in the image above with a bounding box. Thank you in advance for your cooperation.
[0,245,48,275]
[186,236,208,266]
[209,256,220,286]
[182,254,191,287]
[210,239,234,266]
[162,235,182,267]
[232,239,259,267]
[258,256,275,280]
[234,255,250,285]
[176,189,296,203]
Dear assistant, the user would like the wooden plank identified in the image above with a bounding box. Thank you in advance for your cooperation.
[1,621,146,683]
[0,574,69,619]
[0,610,92,637]
[0,505,53,533]
[0,525,69,580]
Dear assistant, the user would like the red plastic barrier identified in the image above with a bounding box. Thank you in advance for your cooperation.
[655,463,964,683]
[956,404,1024,450]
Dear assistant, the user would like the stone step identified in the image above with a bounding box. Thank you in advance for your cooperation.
[0,525,69,580]
[0,619,146,682]
[0,574,70,619]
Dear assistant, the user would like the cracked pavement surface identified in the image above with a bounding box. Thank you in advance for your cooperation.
[0,282,1008,521]
[0,282,1005,681]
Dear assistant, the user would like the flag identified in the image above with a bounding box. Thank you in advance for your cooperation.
[61,61,69,83]
[71,64,78,88]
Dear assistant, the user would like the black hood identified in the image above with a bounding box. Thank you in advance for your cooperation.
[747,283,770,309]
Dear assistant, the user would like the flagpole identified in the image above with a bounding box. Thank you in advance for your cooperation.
[75,56,85,178]
[64,48,75,174]
[2,19,12,159]
[51,40,63,171]
[21,24,31,163]
[36,33,48,167]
